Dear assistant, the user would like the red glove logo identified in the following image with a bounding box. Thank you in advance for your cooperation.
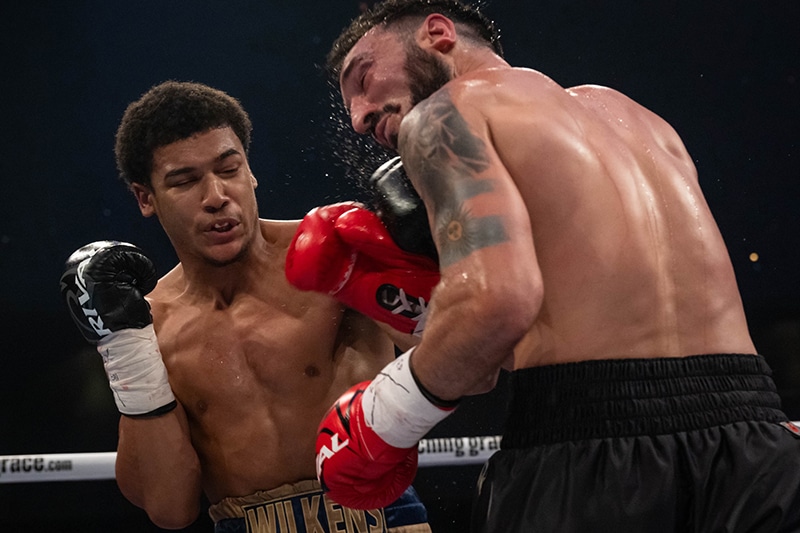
[316,387,361,486]
[316,432,350,485]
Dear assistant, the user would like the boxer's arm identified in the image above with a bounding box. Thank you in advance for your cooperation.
[116,403,203,529]
[60,241,176,415]
[315,90,541,510]
[397,86,543,400]
[60,242,202,527]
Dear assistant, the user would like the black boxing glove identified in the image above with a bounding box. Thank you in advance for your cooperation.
[60,241,176,416]
[60,241,157,343]
[369,157,438,262]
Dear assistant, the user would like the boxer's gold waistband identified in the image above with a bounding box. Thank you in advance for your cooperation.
[208,479,388,532]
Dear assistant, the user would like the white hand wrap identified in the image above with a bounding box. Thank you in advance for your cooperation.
[361,348,454,449]
[96,324,175,416]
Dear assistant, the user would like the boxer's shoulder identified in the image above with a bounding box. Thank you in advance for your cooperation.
[147,264,184,305]
[259,218,301,248]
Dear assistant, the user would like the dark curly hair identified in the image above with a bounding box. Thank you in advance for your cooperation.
[114,81,253,188]
[326,0,502,81]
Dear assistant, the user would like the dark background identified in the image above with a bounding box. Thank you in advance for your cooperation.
[1,1,798,531]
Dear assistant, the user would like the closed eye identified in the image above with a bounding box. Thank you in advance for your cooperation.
[166,174,198,187]
[341,55,373,114]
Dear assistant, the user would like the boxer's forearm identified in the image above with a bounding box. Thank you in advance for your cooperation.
[116,402,202,529]
[410,258,539,401]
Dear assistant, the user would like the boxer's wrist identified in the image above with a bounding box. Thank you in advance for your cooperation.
[96,324,176,416]
[408,358,461,408]
[362,348,457,449]
[122,400,177,418]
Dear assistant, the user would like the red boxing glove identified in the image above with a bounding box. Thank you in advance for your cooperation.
[286,203,439,335]
[316,350,456,510]
[315,382,418,510]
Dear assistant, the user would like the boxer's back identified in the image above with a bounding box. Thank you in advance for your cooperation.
[463,69,756,367]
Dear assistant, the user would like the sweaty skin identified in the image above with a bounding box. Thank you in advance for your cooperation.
[116,128,393,527]
[340,18,755,401]
[146,222,390,503]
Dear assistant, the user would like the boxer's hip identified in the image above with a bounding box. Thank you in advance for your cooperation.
[502,353,785,447]
[211,480,430,533]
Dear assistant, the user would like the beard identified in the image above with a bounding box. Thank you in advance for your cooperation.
[404,43,453,106]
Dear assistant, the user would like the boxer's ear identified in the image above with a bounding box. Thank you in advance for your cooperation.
[131,183,156,218]
[418,14,456,54]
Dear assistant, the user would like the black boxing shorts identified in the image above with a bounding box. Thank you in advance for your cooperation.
[210,480,430,533]
[472,354,800,533]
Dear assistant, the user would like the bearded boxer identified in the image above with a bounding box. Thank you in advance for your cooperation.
[310,1,800,532]
[60,81,436,532]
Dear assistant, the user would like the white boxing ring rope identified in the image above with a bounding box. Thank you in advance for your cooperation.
[0,435,502,484]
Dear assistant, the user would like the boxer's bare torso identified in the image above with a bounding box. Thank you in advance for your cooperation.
[473,69,755,366]
[402,68,755,372]
[147,219,393,503]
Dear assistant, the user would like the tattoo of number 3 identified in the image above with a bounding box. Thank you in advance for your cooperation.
[403,90,508,268]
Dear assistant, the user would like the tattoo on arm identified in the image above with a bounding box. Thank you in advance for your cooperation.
[402,90,509,267]
[436,207,508,268]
